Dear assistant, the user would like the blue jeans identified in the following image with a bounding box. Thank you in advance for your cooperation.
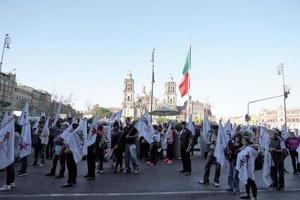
[227,160,239,192]
[125,144,139,171]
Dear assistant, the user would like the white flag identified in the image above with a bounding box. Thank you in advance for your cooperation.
[18,102,32,158]
[297,146,300,164]
[202,116,211,143]
[1,111,9,126]
[263,138,272,186]
[53,103,62,126]
[187,115,195,136]
[214,122,226,167]
[41,117,50,145]
[67,119,88,163]
[0,117,15,169]
[87,116,99,147]
[162,124,172,150]
[236,146,258,185]
[111,110,122,122]
[222,120,232,149]
[134,112,154,144]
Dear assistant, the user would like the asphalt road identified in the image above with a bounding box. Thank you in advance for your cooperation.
[1,152,300,200]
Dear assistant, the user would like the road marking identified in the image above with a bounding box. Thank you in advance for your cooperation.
[1,188,300,198]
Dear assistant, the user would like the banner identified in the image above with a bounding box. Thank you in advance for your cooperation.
[18,102,32,158]
[222,120,232,149]
[67,119,88,163]
[134,112,154,144]
[214,122,226,167]
[53,103,62,126]
[187,115,195,136]
[111,110,122,122]
[162,124,172,150]
[202,116,211,143]
[236,146,258,185]
[0,117,15,169]
[40,117,49,145]
[87,116,99,147]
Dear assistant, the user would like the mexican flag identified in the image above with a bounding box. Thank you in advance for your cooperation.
[179,48,191,97]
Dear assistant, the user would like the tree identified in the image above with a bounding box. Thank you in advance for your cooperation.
[89,104,112,119]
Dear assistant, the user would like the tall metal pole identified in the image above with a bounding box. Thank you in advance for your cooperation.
[281,64,288,133]
[0,34,10,73]
[150,49,155,115]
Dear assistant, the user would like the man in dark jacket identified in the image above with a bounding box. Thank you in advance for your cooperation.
[179,121,193,176]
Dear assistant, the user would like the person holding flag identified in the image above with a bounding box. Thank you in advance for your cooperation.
[31,116,49,167]
[199,125,221,187]
[179,121,193,176]
[0,117,15,191]
[17,102,31,177]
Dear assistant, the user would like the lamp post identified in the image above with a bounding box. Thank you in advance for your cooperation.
[277,63,291,133]
[150,49,155,115]
[0,34,11,73]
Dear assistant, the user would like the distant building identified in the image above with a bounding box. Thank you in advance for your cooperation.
[0,72,16,112]
[121,71,210,121]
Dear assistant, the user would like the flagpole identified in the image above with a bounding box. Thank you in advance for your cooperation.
[150,48,155,122]
[187,45,191,121]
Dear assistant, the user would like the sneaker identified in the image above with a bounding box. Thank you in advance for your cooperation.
[0,185,11,191]
[87,177,95,181]
[185,172,191,176]
[30,162,37,166]
[39,163,45,167]
[214,182,220,187]
[167,160,173,164]
[18,172,28,177]
[164,159,169,162]
[198,180,209,185]
[61,183,73,188]
[133,170,140,174]
[99,170,104,174]
[10,183,16,188]
[239,194,251,199]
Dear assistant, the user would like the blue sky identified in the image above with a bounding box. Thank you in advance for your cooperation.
[1,0,299,117]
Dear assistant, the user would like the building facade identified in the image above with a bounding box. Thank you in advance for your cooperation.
[0,72,16,112]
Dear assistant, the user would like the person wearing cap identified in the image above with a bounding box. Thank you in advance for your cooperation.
[179,121,193,176]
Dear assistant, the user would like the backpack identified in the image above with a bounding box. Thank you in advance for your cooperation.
[254,152,264,171]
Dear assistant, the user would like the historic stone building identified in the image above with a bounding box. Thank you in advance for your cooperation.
[121,72,209,121]
[0,72,16,112]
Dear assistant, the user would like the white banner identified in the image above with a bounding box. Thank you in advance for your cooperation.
[134,112,154,144]
[0,117,15,169]
[214,122,226,167]
[187,115,195,136]
[87,116,99,147]
[236,146,258,185]
[67,119,88,163]
[18,102,32,158]
[111,110,122,122]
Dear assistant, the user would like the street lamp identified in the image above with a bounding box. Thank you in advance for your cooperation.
[0,34,11,72]
[150,48,155,117]
[277,63,290,133]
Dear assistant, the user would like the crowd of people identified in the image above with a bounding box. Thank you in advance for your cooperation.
[1,109,300,200]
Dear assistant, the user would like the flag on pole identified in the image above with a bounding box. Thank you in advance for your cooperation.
[87,116,99,146]
[134,112,154,144]
[179,72,189,97]
[111,110,122,122]
[187,115,195,136]
[18,102,32,158]
[214,122,226,167]
[182,49,191,75]
[236,146,258,185]
[1,111,9,126]
[53,103,62,126]
[67,119,88,163]
[41,117,50,145]
[162,124,172,150]
[222,120,232,149]
[0,117,15,169]
[202,116,211,143]
[179,47,191,98]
